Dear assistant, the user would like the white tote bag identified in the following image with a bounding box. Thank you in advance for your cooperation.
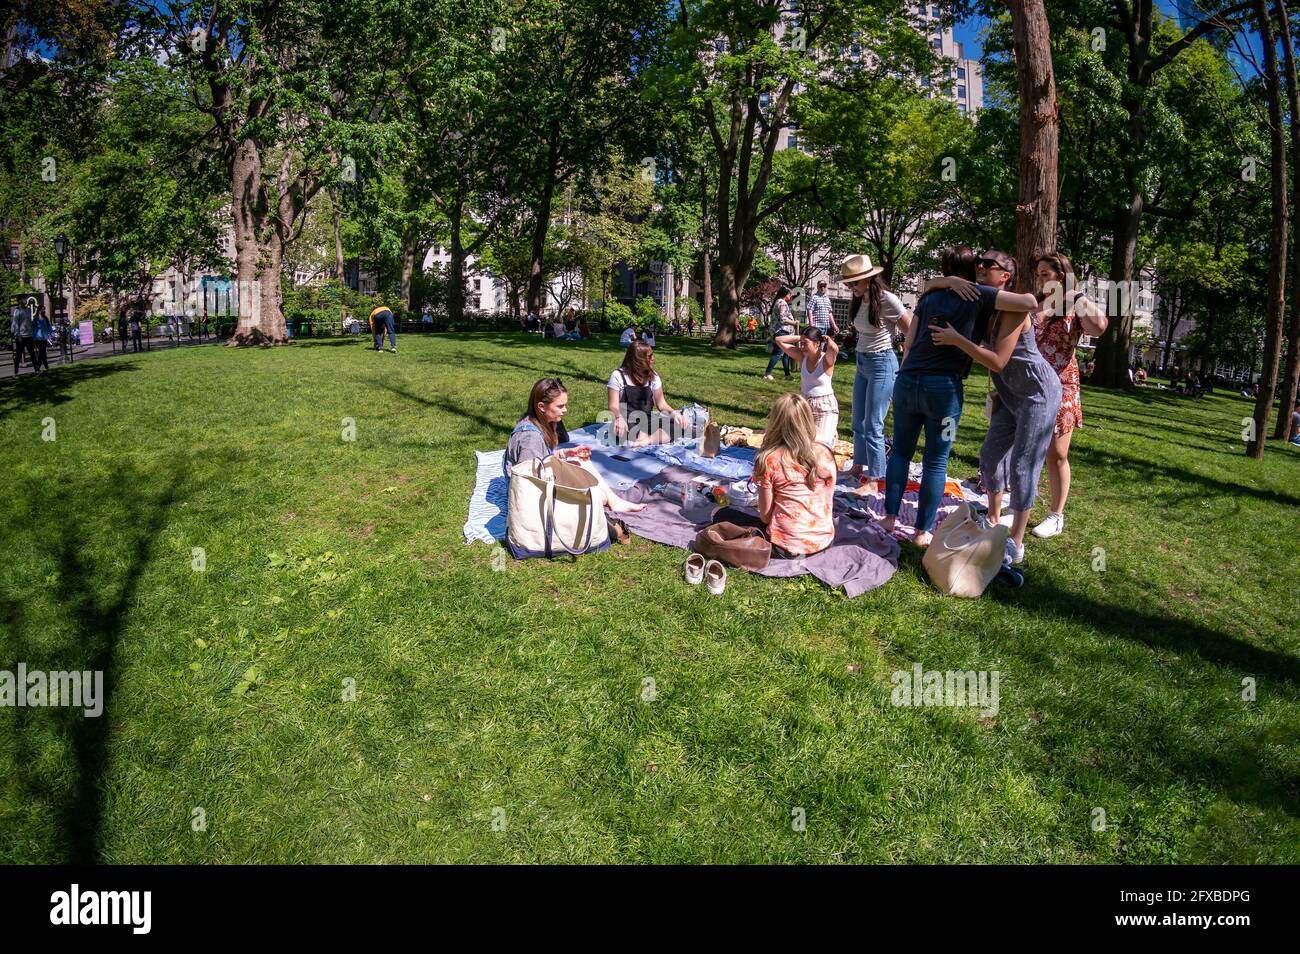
[922,501,1009,598]
[506,457,610,559]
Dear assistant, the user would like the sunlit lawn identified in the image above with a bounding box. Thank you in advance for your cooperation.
[0,330,1296,862]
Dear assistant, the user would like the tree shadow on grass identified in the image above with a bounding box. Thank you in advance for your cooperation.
[369,380,514,442]
[0,360,141,423]
[6,455,186,862]
[290,337,369,348]
[984,574,1300,824]
[1067,443,1300,509]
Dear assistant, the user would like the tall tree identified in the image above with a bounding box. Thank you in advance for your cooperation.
[501,0,664,317]
[1272,0,1300,437]
[669,0,927,346]
[1091,0,1255,386]
[801,78,970,288]
[1007,0,1059,290]
[145,0,426,344]
[1248,0,1289,457]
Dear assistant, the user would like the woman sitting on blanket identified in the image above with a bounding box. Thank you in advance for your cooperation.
[607,341,688,446]
[709,392,836,559]
[505,377,645,514]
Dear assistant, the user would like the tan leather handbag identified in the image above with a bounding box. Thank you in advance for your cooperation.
[693,522,772,571]
[922,502,1008,597]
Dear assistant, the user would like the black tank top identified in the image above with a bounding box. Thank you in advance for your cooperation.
[618,368,655,416]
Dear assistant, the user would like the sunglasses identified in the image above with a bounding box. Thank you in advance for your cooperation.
[976,258,1008,271]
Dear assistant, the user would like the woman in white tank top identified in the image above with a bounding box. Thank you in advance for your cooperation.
[774,327,840,447]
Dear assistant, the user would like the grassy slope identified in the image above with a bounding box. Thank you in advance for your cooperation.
[0,331,1296,863]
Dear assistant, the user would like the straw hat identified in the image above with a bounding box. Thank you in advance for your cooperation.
[840,254,883,283]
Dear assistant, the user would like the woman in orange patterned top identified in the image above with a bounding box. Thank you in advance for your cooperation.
[709,393,836,558]
[1029,253,1108,539]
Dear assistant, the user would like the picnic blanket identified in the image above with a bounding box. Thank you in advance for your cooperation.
[613,465,900,597]
[463,421,981,571]
[464,449,509,545]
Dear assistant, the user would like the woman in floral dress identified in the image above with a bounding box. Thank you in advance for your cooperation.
[1029,253,1108,539]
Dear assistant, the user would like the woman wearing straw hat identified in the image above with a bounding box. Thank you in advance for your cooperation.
[841,254,912,492]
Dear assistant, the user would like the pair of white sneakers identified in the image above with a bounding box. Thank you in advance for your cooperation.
[685,554,727,594]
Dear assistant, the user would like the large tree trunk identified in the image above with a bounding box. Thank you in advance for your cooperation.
[1008,0,1060,292]
[1249,0,1288,457]
[1273,0,1300,437]
[713,262,744,348]
[227,137,287,345]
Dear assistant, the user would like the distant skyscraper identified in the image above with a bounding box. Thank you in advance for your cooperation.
[911,3,984,116]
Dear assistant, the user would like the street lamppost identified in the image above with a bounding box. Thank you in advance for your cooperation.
[53,232,71,363]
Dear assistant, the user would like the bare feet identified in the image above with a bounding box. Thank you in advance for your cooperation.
[879,514,897,534]
[605,493,645,514]
[912,530,933,547]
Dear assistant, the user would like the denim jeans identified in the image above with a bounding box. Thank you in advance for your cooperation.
[765,341,791,376]
[852,348,898,478]
[885,371,963,533]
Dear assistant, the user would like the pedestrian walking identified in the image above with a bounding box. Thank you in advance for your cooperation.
[805,279,840,336]
[10,302,37,374]
[130,306,144,352]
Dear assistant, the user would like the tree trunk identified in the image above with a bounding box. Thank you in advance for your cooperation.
[701,171,713,329]
[330,188,345,280]
[1008,0,1060,292]
[447,202,467,323]
[1249,0,1288,458]
[399,225,417,313]
[1096,195,1141,386]
[711,262,745,348]
[227,136,287,345]
[526,141,560,316]
[1162,286,1181,369]
[1272,0,1300,437]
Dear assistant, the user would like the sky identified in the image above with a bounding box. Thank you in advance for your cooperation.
[951,1,1262,65]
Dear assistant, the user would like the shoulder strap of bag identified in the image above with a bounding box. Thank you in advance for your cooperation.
[543,484,596,556]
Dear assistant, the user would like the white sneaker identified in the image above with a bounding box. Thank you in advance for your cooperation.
[684,553,706,585]
[1031,512,1064,538]
[1004,538,1025,566]
[705,559,727,595]
[763,374,774,381]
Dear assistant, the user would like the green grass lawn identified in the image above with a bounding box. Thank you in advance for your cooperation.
[1,331,1297,863]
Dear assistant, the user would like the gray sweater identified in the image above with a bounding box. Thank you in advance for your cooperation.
[11,308,34,338]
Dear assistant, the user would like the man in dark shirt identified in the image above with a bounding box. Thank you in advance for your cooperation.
[901,276,1000,378]
[882,246,1033,544]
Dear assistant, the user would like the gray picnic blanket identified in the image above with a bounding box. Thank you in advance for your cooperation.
[614,466,900,598]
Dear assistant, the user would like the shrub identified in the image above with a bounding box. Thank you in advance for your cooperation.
[633,296,665,332]
[605,301,634,329]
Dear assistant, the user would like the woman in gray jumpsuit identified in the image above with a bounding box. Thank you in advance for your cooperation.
[922,252,1062,566]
